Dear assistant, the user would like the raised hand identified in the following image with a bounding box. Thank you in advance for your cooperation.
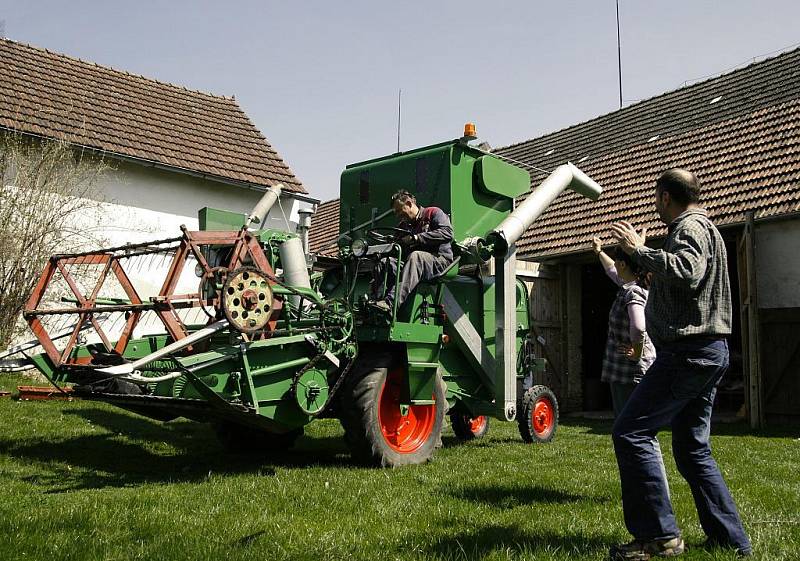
[591,236,602,254]
[610,221,647,254]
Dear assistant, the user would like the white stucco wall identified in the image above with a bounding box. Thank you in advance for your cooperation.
[755,219,800,309]
[92,161,308,246]
[48,160,314,341]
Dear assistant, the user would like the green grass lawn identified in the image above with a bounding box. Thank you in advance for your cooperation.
[0,374,797,561]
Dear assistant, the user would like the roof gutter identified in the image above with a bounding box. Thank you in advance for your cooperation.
[0,125,320,205]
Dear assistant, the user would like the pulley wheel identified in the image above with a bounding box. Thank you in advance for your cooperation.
[222,266,274,333]
[294,368,330,415]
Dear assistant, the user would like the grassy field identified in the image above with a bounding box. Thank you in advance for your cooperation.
[0,374,797,561]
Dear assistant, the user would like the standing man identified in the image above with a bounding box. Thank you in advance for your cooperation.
[608,169,751,560]
[371,189,453,313]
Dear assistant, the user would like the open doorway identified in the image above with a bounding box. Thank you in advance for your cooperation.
[579,235,747,415]
[580,262,617,411]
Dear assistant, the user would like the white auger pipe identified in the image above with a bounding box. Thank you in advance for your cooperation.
[247,183,283,226]
[487,163,602,253]
[488,162,602,422]
[98,319,230,376]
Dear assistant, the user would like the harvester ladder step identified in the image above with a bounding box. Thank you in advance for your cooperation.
[408,362,438,369]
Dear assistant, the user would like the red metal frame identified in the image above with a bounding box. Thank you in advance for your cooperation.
[24,227,279,367]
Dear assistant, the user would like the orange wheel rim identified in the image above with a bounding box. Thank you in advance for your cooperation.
[532,397,554,438]
[378,367,436,453]
[468,415,487,434]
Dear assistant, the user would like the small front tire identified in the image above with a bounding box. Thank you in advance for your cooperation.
[518,385,558,443]
[450,412,490,441]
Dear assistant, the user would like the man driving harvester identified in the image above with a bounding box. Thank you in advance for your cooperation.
[370,189,454,314]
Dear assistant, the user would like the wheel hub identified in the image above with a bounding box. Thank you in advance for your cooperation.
[533,399,553,435]
[378,367,435,453]
[293,368,330,415]
[222,267,274,333]
[468,415,488,434]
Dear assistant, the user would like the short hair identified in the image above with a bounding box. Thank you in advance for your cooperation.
[390,189,415,206]
[611,246,649,288]
[612,246,641,274]
[656,168,701,206]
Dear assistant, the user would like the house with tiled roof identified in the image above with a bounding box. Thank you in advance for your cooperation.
[308,199,341,258]
[308,47,800,425]
[0,38,318,248]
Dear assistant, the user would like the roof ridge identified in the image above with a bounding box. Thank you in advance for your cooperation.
[499,44,800,152]
[0,38,236,103]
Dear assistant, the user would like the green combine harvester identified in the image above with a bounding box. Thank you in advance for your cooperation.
[11,127,602,467]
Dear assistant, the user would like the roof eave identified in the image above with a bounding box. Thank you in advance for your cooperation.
[1,125,318,203]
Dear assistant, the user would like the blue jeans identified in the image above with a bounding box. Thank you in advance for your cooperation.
[612,338,751,553]
[609,381,637,418]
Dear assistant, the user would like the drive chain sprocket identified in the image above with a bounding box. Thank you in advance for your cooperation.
[289,346,355,418]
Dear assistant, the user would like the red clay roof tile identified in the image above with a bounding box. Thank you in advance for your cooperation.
[0,39,306,193]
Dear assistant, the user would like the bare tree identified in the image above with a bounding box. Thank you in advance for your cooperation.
[0,132,110,348]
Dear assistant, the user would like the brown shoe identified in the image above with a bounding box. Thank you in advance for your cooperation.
[609,536,685,560]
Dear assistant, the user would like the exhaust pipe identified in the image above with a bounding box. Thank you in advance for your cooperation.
[486,163,602,254]
[297,208,314,255]
[279,236,312,311]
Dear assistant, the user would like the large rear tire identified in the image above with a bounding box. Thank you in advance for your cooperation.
[214,421,303,454]
[340,363,445,467]
[450,412,490,441]
[518,385,558,443]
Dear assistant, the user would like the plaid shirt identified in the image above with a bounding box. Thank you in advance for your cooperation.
[601,283,656,384]
[632,208,732,348]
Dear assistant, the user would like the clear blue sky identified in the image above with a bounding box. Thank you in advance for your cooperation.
[1,1,799,201]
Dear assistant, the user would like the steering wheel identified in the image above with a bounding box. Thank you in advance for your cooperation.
[366,227,409,244]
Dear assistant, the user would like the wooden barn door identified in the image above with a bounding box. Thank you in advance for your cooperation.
[758,308,800,423]
[737,213,764,428]
[529,266,564,397]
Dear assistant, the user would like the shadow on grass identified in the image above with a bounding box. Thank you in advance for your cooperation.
[441,435,523,448]
[447,482,607,509]
[231,530,267,548]
[558,416,799,438]
[0,406,358,492]
[421,524,611,559]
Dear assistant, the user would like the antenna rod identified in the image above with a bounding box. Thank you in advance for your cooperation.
[616,0,623,109]
[396,88,401,152]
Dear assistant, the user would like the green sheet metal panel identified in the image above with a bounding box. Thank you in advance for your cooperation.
[475,155,531,199]
[198,207,246,231]
[340,141,526,247]
[448,145,514,242]
[340,143,453,244]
